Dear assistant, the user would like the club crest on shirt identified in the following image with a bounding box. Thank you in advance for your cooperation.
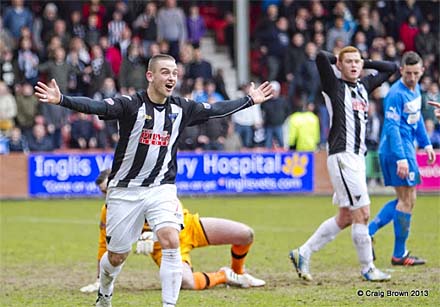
[139,129,170,146]
[104,98,114,105]
[168,113,178,122]
[145,114,152,120]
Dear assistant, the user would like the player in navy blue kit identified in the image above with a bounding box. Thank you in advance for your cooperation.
[35,54,273,307]
[369,52,436,266]
[289,46,398,282]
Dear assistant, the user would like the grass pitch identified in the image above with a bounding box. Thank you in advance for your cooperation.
[1,195,439,306]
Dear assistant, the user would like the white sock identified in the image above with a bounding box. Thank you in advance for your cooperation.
[300,217,341,259]
[352,223,374,274]
[160,248,182,306]
[99,251,123,296]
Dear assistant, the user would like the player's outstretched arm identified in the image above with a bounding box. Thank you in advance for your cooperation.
[34,79,62,104]
[248,81,273,105]
[35,79,124,118]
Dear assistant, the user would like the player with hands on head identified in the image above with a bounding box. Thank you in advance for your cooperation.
[80,169,265,294]
[368,52,436,266]
[289,46,398,283]
[35,53,273,307]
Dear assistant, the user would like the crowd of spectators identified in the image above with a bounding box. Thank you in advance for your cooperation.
[251,0,439,152]
[0,0,439,155]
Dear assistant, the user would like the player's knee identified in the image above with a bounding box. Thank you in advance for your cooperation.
[108,251,129,266]
[360,212,370,224]
[336,213,352,228]
[245,227,254,244]
[339,219,352,229]
[181,274,194,289]
[360,215,369,225]
[398,199,412,212]
[157,227,180,249]
[410,194,417,208]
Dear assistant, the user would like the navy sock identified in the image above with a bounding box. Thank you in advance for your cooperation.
[369,199,397,237]
[393,209,411,258]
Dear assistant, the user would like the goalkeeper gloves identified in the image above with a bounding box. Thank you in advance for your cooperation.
[135,231,154,255]
[80,278,99,293]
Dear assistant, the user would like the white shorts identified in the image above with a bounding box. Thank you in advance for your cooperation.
[327,152,370,209]
[105,184,183,253]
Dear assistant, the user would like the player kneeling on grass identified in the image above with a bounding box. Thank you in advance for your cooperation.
[81,170,265,293]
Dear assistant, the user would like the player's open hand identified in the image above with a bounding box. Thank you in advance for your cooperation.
[428,101,440,120]
[426,147,436,165]
[34,79,62,104]
[248,81,274,105]
[396,160,409,179]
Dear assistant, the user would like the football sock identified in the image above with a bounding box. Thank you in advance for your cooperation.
[160,248,182,306]
[393,210,411,258]
[231,243,252,274]
[99,251,123,296]
[300,217,341,260]
[192,271,227,290]
[369,199,397,237]
[352,223,374,274]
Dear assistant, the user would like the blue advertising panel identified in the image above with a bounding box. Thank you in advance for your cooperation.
[28,153,113,197]
[28,152,313,197]
[175,152,314,195]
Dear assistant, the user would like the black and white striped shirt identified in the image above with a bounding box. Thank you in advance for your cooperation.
[108,20,126,45]
[61,92,254,187]
[316,51,397,156]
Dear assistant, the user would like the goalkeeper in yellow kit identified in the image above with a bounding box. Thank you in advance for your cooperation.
[80,170,265,292]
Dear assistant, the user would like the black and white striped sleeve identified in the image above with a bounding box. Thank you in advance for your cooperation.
[60,95,134,120]
[186,95,254,126]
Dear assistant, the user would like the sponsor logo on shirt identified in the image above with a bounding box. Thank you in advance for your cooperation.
[385,106,400,121]
[352,99,367,111]
[139,129,170,146]
[202,102,211,109]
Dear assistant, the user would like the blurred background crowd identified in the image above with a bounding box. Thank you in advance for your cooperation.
[0,0,439,163]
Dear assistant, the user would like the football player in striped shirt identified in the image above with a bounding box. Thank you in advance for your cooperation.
[289,46,398,282]
[35,54,273,307]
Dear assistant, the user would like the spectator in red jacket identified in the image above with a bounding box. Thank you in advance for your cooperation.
[399,14,419,52]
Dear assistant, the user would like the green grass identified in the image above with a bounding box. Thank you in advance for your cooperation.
[1,196,439,306]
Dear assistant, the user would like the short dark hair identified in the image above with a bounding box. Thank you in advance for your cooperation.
[401,51,422,66]
[147,54,176,71]
[95,169,111,185]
